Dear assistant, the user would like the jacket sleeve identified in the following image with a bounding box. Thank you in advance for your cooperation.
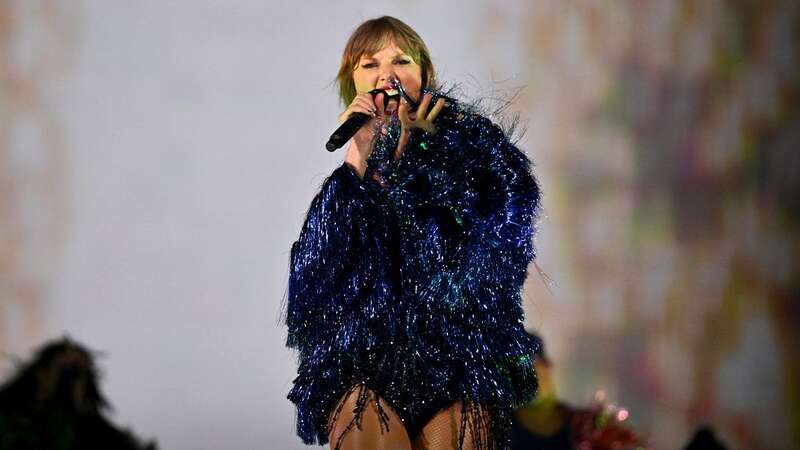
[285,163,392,357]
[453,112,541,295]
[384,108,542,404]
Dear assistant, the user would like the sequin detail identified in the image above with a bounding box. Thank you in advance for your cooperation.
[286,93,542,450]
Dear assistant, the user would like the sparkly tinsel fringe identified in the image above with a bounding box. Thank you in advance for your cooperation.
[286,90,542,450]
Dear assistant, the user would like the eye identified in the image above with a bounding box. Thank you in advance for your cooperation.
[394,59,411,65]
[361,62,377,69]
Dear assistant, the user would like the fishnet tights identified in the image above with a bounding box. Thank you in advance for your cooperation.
[328,384,493,450]
[328,384,411,450]
[411,402,492,450]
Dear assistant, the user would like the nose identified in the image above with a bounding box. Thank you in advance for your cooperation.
[378,67,396,85]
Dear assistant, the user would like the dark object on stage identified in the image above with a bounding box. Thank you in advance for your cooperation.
[0,337,157,450]
[683,426,728,450]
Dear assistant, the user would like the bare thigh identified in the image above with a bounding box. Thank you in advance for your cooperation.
[412,402,492,450]
[328,384,412,450]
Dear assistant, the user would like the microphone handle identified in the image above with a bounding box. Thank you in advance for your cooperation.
[326,112,371,152]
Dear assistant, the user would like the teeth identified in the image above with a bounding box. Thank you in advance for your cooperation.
[385,89,399,96]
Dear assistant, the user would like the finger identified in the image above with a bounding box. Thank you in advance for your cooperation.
[400,96,419,121]
[354,94,376,112]
[355,98,375,114]
[417,93,433,119]
[398,101,410,127]
[349,101,373,119]
[357,92,376,102]
[355,94,376,112]
[427,98,446,121]
[352,104,376,117]
[339,104,375,124]
[374,92,385,117]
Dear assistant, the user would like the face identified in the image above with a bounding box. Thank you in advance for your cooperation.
[352,40,423,114]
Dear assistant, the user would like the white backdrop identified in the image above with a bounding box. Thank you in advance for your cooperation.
[6,1,793,449]
[1,1,539,449]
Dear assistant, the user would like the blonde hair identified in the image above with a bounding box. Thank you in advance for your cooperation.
[336,16,437,106]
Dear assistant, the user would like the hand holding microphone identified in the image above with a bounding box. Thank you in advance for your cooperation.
[337,90,385,178]
[331,78,425,178]
[327,89,386,152]
[326,78,420,152]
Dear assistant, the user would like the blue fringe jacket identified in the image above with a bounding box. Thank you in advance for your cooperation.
[286,93,542,450]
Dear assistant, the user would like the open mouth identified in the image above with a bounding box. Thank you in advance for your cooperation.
[376,88,401,114]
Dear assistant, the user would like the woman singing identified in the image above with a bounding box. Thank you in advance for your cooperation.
[285,16,542,450]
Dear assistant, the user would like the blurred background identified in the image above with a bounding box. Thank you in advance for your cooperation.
[1,0,797,449]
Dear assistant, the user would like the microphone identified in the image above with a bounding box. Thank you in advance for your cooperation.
[326,88,385,152]
[324,79,419,152]
[326,113,371,152]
